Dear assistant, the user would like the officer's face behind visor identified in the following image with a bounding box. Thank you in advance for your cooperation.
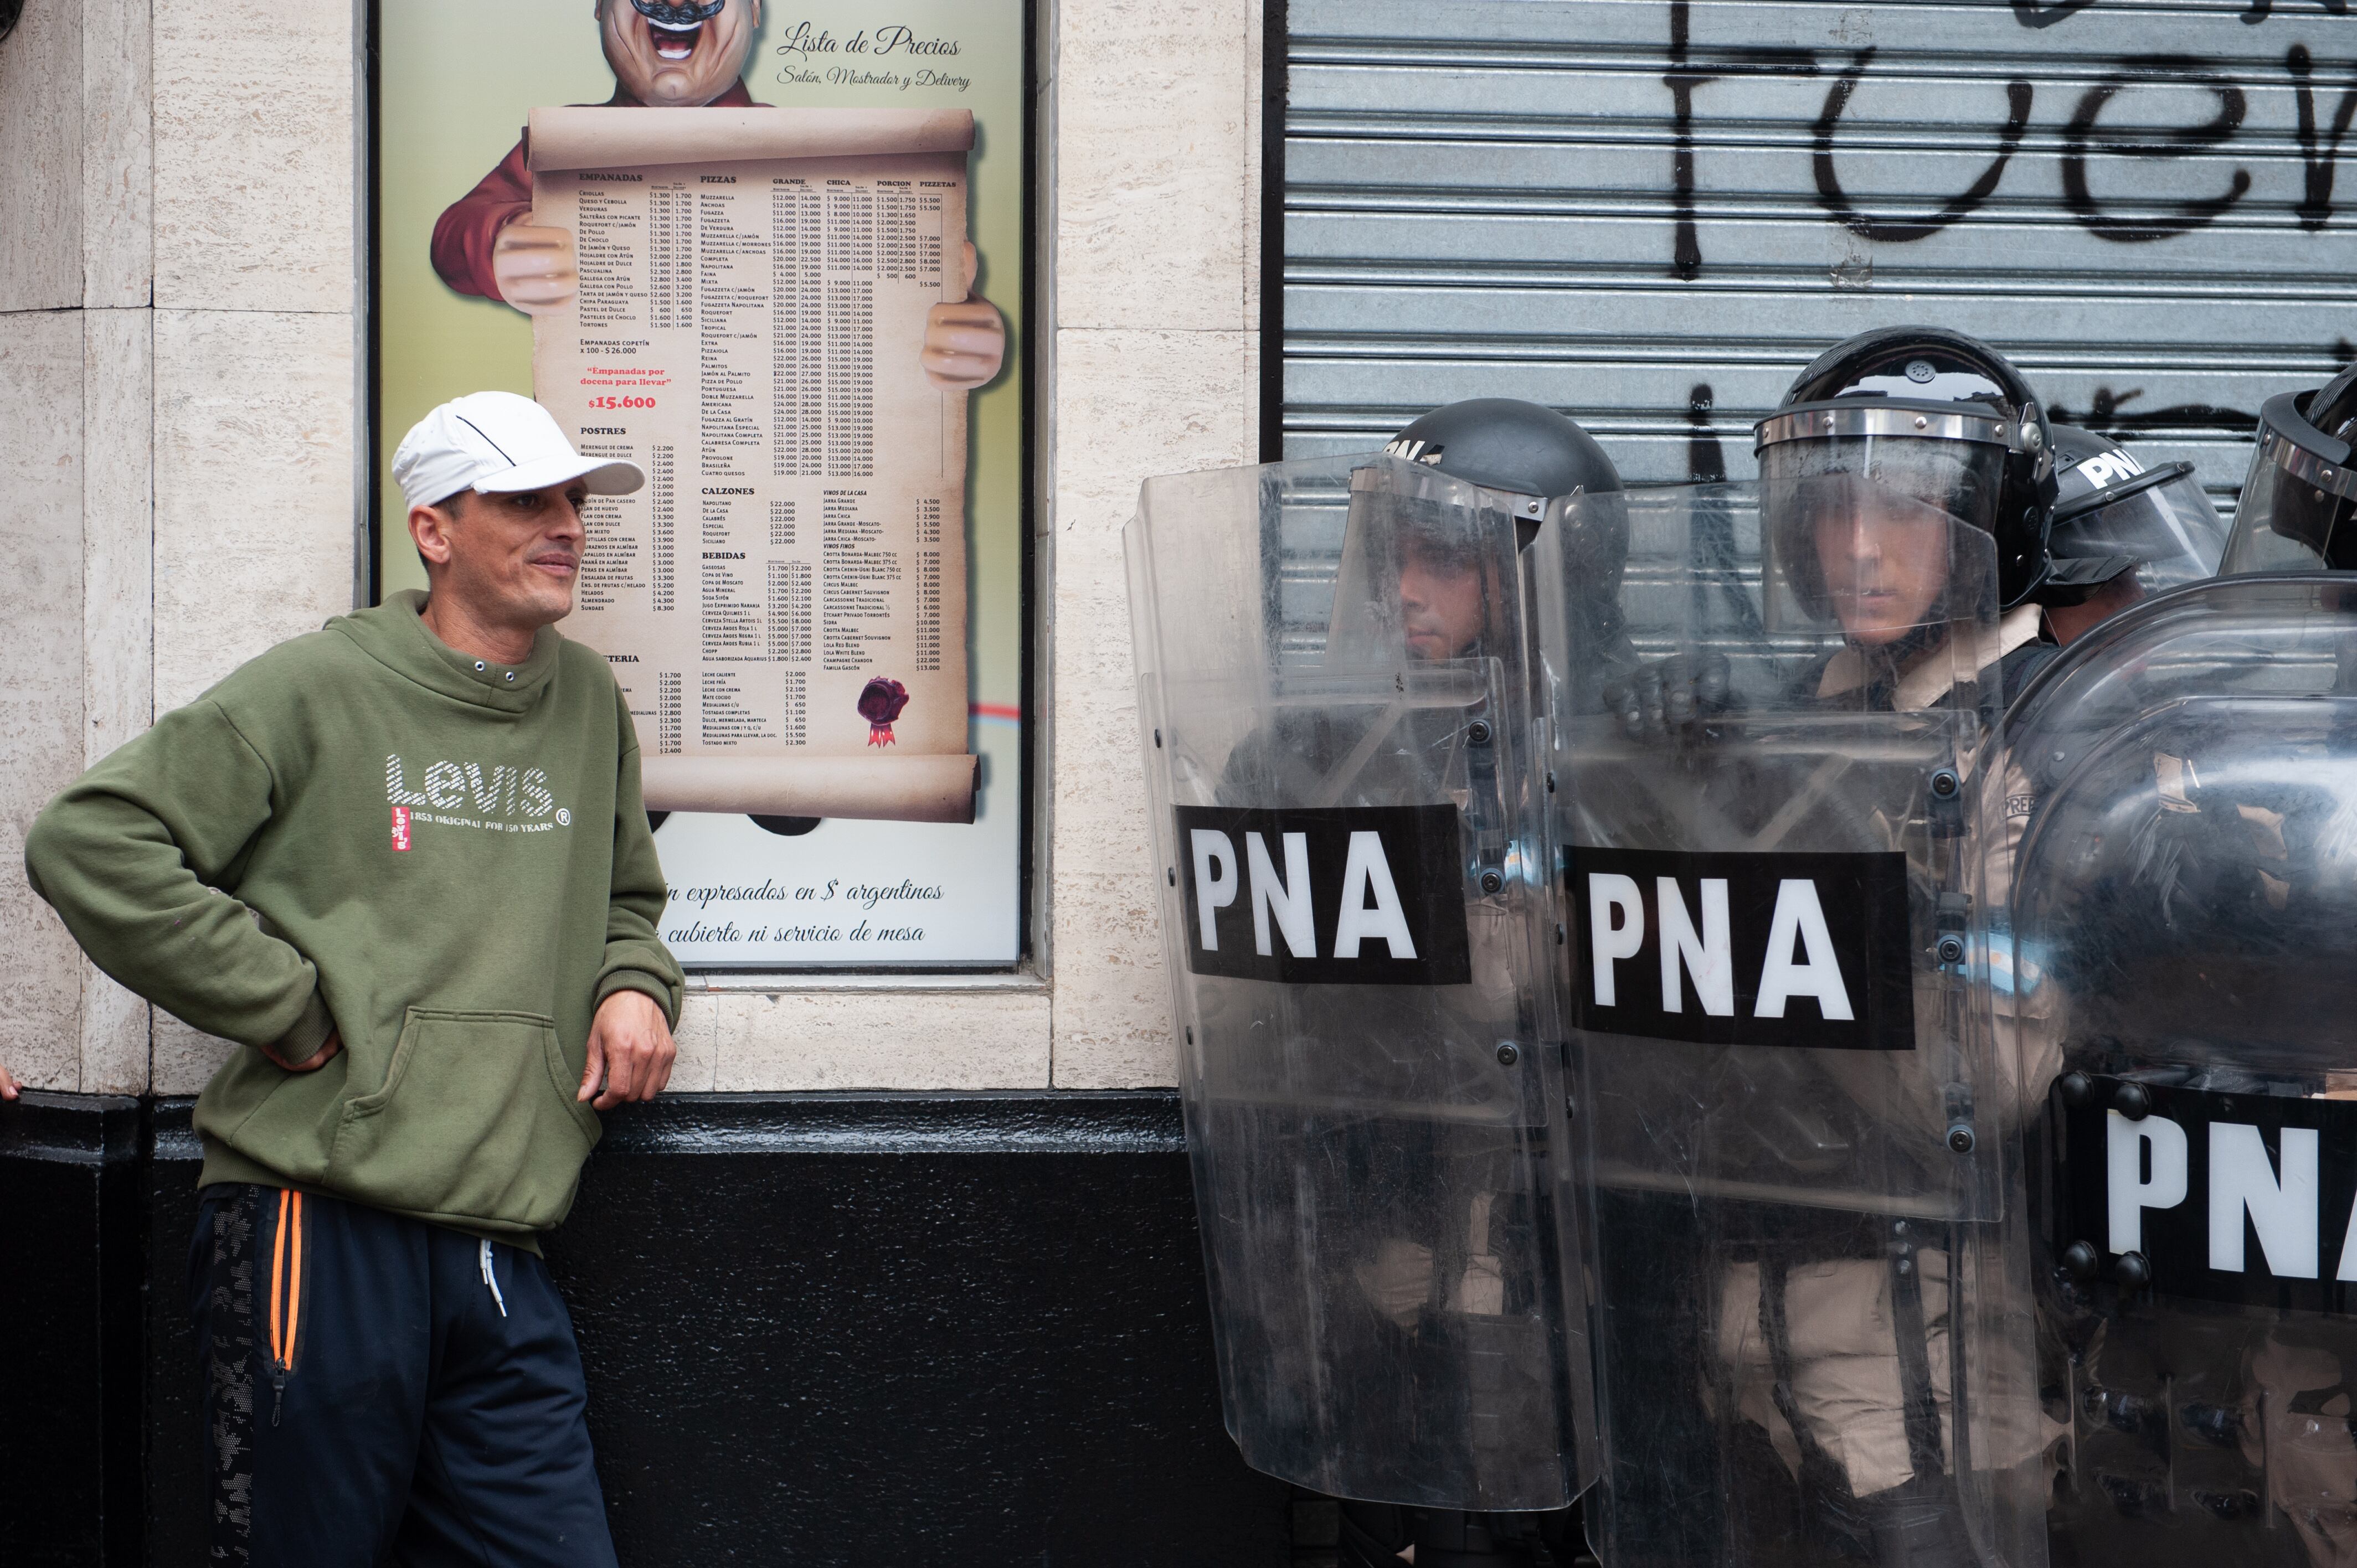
[1763,437,1998,646]
[1398,533,1490,661]
[1806,478,1954,644]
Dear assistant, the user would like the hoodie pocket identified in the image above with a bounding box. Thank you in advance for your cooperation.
[328,1008,598,1229]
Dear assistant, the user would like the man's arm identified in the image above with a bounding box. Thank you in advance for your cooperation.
[578,728,684,1108]
[23,702,339,1069]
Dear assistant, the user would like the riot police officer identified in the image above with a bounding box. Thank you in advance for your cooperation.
[2222,359,2357,573]
[2004,567,2357,1568]
[2042,425,2228,621]
[1998,424,2232,700]
[2005,359,2357,1568]
[1547,326,2056,1568]
[1129,400,1621,1567]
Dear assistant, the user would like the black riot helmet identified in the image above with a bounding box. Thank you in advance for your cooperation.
[1382,398,1631,667]
[2042,424,2228,601]
[2222,362,2357,572]
[1386,398,1622,533]
[1754,326,2057,613]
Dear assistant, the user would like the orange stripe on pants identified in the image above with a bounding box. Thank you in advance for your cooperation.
[285,1192,303,1365]
[269,1190,291,1366]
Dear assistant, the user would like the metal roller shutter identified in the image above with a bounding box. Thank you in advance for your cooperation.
[1274,0,2357,522]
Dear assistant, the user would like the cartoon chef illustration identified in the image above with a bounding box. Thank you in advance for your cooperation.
[430,0,1006,391]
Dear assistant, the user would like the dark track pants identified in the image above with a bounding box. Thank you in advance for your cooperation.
[188,1184,618,1567]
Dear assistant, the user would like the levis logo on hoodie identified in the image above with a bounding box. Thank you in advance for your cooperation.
[384,755,573,835]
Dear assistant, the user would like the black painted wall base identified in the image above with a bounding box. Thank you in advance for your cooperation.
[0,1094,146,1567]
[4,1090,1293,1567]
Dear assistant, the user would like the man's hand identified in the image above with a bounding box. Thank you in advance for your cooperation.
[923,240,1006,391]
[0,1058,17,1101]
[491,218,578,313]
[579,989,676,1110]
[258,1031,342,1073]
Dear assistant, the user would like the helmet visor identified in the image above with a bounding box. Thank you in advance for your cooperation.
[2222,435,2357,574]
[2047,463,2227,599]
[1758,434,2005,637]
[1324,461,1524,668]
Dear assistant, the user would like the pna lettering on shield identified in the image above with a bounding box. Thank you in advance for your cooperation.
[1174,805,1473,987]
[1566,847,1918,1051]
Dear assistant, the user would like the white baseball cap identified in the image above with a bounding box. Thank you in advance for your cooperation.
[392,390,645,510]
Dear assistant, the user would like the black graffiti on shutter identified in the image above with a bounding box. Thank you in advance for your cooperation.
[2062,58,2253,243]
[1813,49,2034,242]
[1648,4,2353,280]
[1682,385,1766,636]
[2290,44,2357,229]
[2045,386,2262,440]
[1663,0,1716,282]
[2061,1080,2357,1313]
[1176,804,1472,987]
[2007,0,2349,29]
[1662,0,1818,282]
[2010,0,2106,28]
[1567,846,1917,1052]
[2244,0,2352,25]
[2046,347,2342,446]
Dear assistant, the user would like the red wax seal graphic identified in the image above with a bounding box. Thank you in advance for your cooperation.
[858,677,910,746]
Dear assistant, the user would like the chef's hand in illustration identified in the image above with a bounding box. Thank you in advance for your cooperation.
[491,216,579,313]
[924,240,1007,391]
[492,214,1001,387]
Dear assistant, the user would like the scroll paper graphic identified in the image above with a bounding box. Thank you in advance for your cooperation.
[530,106,978,823]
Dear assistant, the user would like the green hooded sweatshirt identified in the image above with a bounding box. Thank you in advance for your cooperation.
[23,590,682,1245]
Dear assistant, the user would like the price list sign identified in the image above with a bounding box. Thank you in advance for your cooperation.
[529,106,979,823]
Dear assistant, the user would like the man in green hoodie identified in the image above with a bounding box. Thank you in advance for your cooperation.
[23,390,685,1567]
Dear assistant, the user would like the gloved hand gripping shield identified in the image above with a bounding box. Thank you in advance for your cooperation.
[1536,468,2046,1568]
[1126,455,1593,1510]
[2001,576,2357,1568]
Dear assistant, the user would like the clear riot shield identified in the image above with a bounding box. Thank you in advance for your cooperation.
[1126,455,1594,1510]
[2001,576,2357,1568]
[1536,481,2046,1568]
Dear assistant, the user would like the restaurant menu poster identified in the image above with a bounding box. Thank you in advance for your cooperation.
[377,3,1027,967]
